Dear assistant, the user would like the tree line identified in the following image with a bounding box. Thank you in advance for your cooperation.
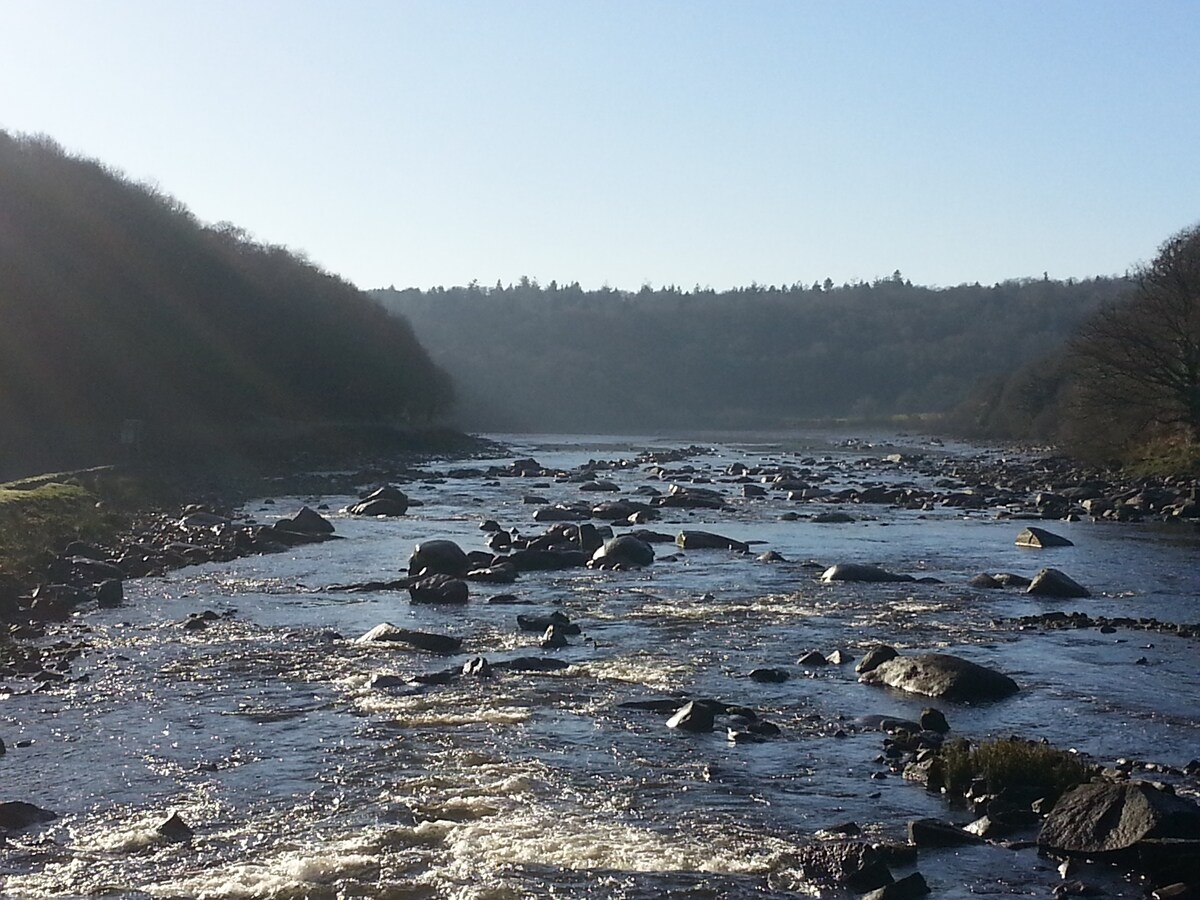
[372,273,1128,433]
[0,132,452,477]
[947,223,1200,469]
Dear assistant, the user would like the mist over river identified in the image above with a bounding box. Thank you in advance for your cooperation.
[4,432,1199,899]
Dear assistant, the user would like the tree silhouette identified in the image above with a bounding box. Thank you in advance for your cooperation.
[1070,224,1200,446]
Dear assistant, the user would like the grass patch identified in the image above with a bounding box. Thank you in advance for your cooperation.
[1122,435,1200,478]
[0,469,148,580]
[931,737,1090,804]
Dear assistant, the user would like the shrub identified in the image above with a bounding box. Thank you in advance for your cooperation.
[930,737,1090,804]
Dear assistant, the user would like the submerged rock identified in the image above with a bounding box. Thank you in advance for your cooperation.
[859,652,1019,702]
[356,623,462,653]
[820,564,913,583]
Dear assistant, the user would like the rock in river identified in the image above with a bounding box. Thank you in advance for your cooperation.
[1027,567,1091,598]
[675,530,749,552]
[408,539,469,577]
[666,700,716,732]
[356,622,463,653]
[858,652,1019,702]
[1039,781,1200,854]
[408,574,469,604]
[590,535,654,568]
[347,486,409,517]
[0,800,58,831]
[821,564,914,583]
[1016,526,1074,548]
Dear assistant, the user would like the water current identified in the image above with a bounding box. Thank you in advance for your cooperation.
[3,432,1199,899]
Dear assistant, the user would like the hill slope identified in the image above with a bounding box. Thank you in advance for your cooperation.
[0,133,452,475]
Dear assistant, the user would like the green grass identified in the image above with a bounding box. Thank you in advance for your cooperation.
[1122,436,1200,478]
[931,737,1091,804]
[0,470,144,580]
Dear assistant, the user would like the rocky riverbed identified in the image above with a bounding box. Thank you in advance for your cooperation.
[2,431,1198,899]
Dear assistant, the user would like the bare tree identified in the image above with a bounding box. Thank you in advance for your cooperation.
[1069,224,1200,448]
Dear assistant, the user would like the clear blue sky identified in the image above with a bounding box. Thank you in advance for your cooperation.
[3,1,1197,291]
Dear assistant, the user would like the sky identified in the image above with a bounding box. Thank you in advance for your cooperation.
[2,1,1198,292]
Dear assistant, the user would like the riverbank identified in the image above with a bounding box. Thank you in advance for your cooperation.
[0,427,500,622]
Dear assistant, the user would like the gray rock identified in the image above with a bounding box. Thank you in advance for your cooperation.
[0,801,57,831]
[356,623,463,653]
[96,578,124,608]
[590,535,654,568]
[347,486,409,517]
[812,511,856,524]
[1039,781,1200,854]
[408,574,469,604]
[1028,568,1090,598]
[856,644,899,674]
[863,872,930,900]
[908,817,985,848]
[1016,526,1074,548]
[859,653,1019,702]
[666,700,716,732]
[156,811,194,842]
[675,530,749,552]
[281,506,336,534]
[408,539,469,577]
[794,841,893,891]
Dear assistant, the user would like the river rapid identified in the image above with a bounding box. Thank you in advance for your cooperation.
[3,432,1199,899]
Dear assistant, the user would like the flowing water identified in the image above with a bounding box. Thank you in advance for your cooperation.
[3,432,1199,899]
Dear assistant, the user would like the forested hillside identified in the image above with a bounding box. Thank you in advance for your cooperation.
[947,223,1200,471]
[0,133,452,477]
[373,275,1127,432]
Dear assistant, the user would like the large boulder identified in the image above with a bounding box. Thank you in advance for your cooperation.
[821,564,914,583]
[1038,781,1200,854]
[1015,526,1074,548]
[408,539,469,578]
[794,841,894,892]
[347,486,409,517]
[1027,567,1090,598]
[675,530,749,552]
[858,652,1019,702]
[590,535,654,568]
[279,506,336,535]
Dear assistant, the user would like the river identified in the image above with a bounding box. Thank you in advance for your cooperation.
[3,432,1199,899]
